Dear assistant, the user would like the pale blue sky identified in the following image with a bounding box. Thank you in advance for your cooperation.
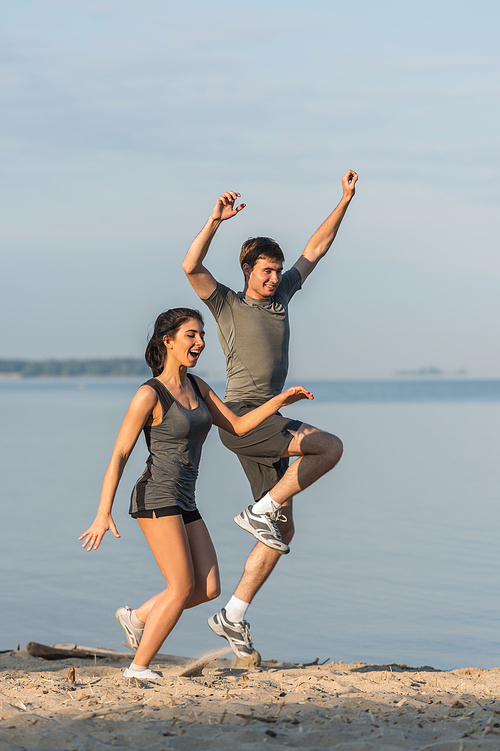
[1,0,499,378]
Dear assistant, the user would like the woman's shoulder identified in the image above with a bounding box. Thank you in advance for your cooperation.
[134,382,160,407]
[189,374,210,400]
[119,382,159,425]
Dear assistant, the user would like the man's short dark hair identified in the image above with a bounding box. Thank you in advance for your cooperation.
[239,237,285,270]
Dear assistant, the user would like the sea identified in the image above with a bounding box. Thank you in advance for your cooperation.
[1,377,499,670]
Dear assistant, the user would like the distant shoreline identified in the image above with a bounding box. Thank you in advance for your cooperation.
[0,358,150,378]
[0,359,497,382]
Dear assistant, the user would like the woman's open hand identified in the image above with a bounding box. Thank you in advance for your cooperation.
[78,513,120,552]
[278,386,314,406]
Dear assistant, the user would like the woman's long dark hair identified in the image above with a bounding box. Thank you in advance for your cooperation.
[145,308,204,377]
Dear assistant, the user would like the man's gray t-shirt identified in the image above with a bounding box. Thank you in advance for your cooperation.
[202,267,302,403]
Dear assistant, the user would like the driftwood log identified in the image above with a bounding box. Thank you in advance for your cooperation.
[26,642,185,663]
[26,643,121,660]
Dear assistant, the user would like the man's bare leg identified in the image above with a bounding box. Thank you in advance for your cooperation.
[233,497,294,603]
[209,424,342,662]
[276,424,343,502]
[232,424,343,604]
[208,500,294,665]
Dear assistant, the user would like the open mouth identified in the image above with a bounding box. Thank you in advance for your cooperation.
[189,348,202,361]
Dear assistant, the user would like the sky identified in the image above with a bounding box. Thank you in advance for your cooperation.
[1,0,499,379]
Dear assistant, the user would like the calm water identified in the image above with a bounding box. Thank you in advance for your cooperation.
[1,378,499,669]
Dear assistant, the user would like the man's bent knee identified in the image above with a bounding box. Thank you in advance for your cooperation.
[285,425,343,464]
[325,433,343,469]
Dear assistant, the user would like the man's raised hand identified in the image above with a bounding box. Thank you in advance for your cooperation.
[341,170,358,200]
[211,191,246,222]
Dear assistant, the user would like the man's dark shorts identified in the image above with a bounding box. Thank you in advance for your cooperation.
[219,401,303,501]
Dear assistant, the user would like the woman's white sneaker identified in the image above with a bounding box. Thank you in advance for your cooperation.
[123,666,161,681]
[115,606,144,651]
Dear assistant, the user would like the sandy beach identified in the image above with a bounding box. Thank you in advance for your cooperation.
[1,648,500,750]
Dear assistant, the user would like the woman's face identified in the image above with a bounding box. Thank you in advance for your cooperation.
[165,318,205,368]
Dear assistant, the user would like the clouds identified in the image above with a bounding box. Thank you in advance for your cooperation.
[1,0,499,375]
[3,12,497,194]
[2,3,498,197]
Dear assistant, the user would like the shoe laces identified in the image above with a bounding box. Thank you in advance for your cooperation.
[269,509,287,524]
[241,621,254,649]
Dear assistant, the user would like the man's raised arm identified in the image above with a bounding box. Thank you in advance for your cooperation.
[293,170,358,283]
[182,191,246,300]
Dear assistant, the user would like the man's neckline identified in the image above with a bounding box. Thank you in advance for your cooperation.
[239,291,274,305]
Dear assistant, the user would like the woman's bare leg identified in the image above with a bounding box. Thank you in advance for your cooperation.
[135,519,220,619]
[133,516,220,666]
[184,519,220,608]
[133,515,194,667]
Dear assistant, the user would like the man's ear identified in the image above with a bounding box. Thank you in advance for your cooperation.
[242,262,251,279]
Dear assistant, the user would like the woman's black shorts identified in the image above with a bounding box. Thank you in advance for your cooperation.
[131,506,201,524]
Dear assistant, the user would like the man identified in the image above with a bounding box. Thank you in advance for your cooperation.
[182,170,358,663]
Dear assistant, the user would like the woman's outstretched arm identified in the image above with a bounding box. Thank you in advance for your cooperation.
[194,377,313,436]
[78,385,158,552]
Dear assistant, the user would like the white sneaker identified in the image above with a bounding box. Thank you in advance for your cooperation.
[123,666,161,681]
[234,505,290,554]
[208,608,260,660]
[115,606,144,651]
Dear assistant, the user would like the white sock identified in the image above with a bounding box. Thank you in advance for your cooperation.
[127,662,149,673]
[130,610,144,629]
[225,596,250,623]
[252,492,280,515]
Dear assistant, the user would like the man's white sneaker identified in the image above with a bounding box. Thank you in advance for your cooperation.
[115,606,144,651]
[233,505,290,554]
[208,608,260,661]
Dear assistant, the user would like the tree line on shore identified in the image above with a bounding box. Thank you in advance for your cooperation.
[0,358,151,378]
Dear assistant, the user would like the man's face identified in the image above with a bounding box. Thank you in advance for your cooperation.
[244,257,283,300]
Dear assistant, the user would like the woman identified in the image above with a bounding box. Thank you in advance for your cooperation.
[79,308,312,680]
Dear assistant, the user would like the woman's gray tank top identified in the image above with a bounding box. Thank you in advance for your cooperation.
[129,374,213,514]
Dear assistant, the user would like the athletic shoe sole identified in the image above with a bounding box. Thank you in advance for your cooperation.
[115,606,143,651]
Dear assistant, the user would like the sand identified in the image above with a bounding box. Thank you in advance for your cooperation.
[1,649,500,750]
